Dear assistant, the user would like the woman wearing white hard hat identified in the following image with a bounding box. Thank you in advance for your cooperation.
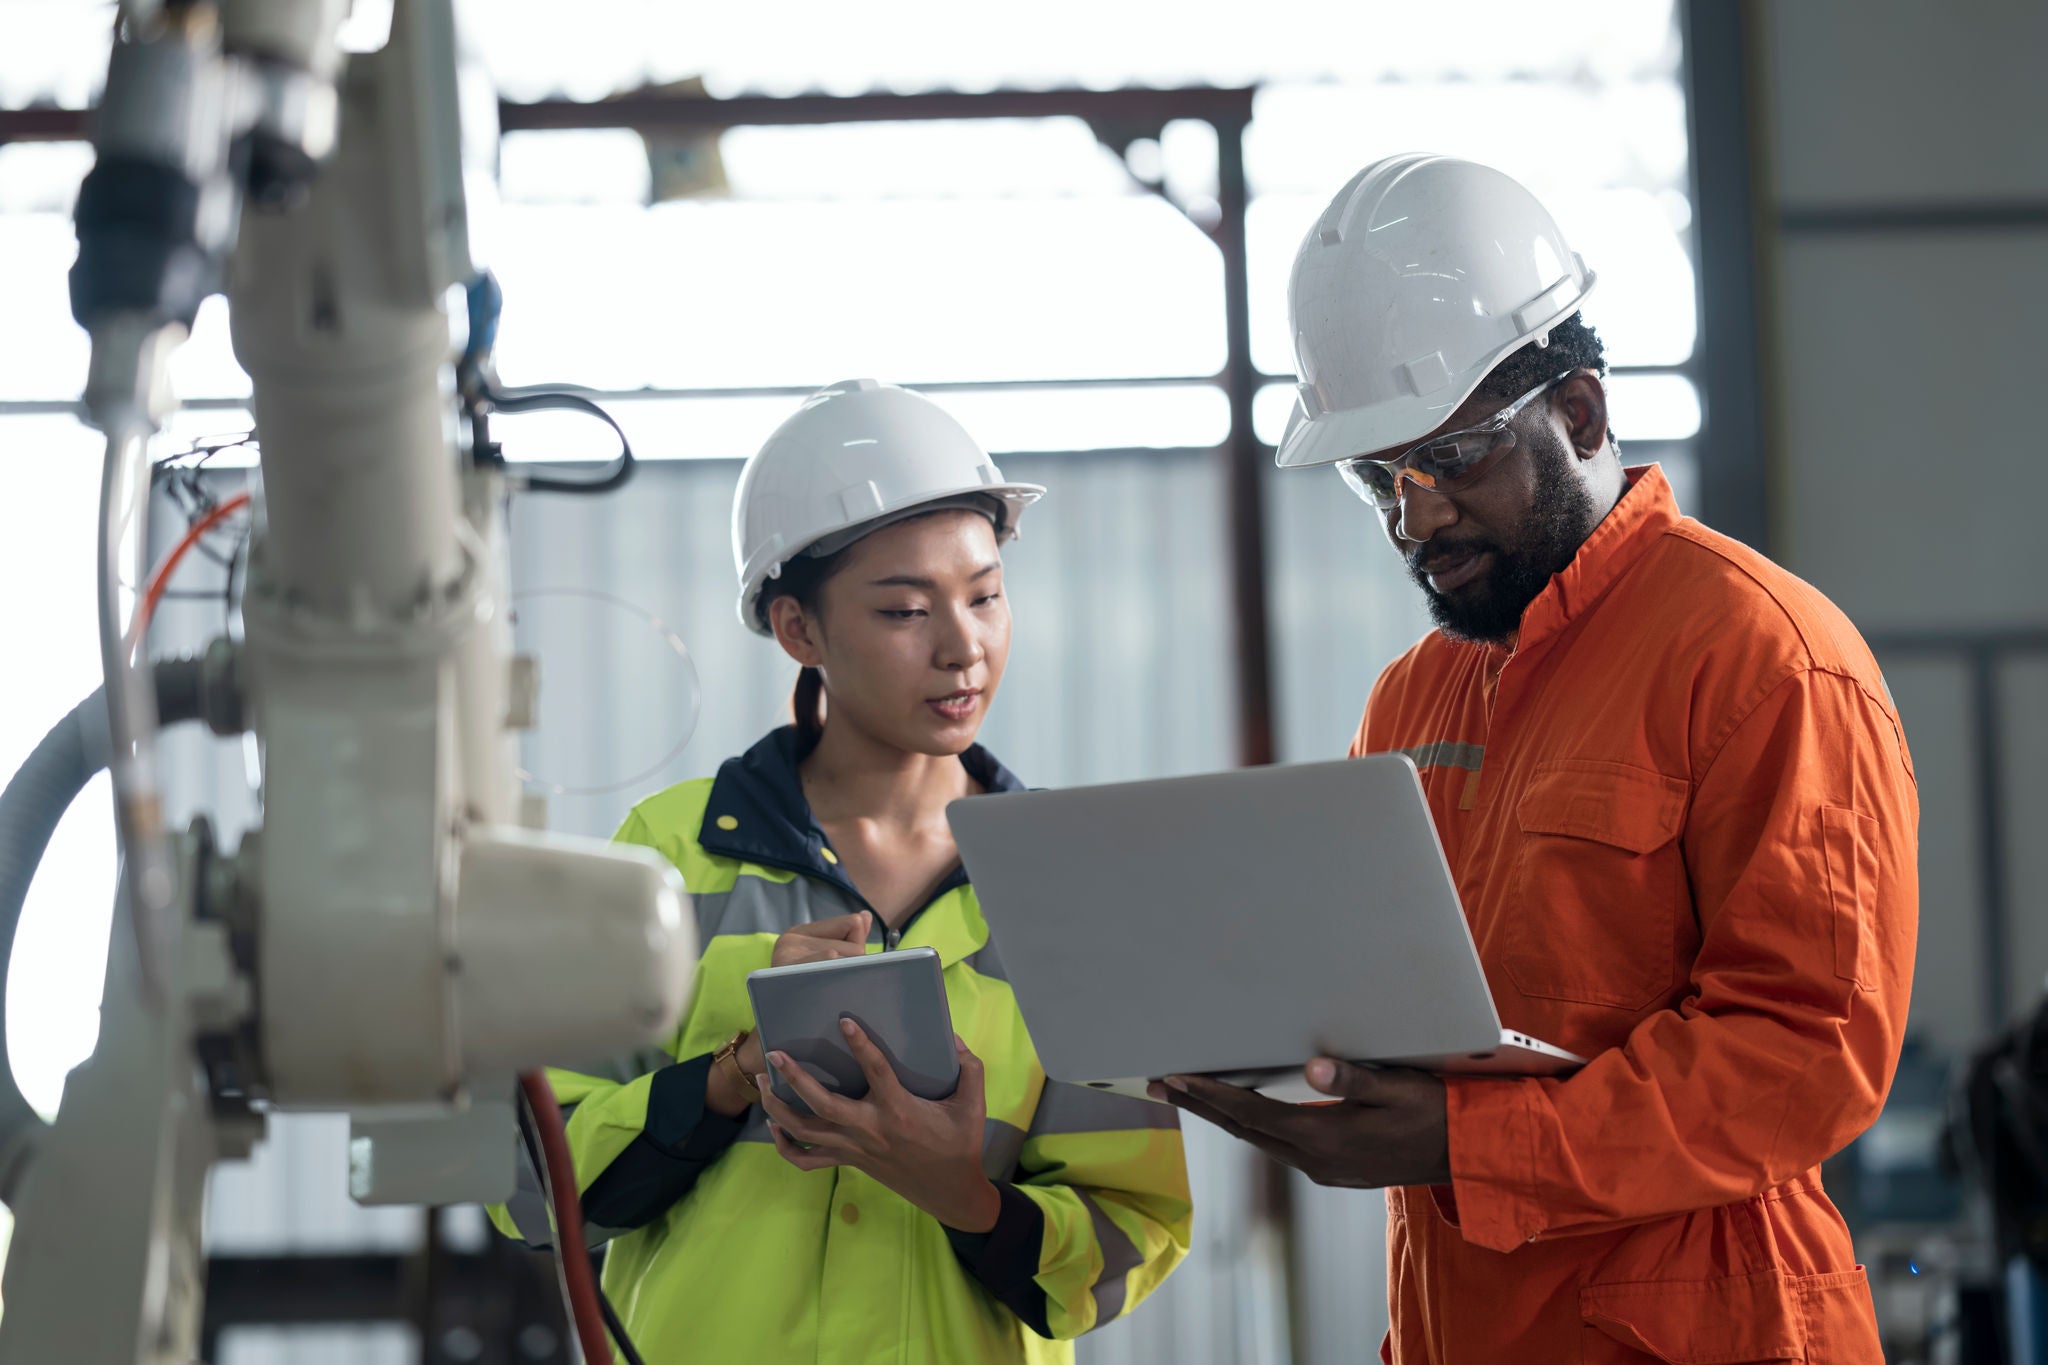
[492,380,1191,1363]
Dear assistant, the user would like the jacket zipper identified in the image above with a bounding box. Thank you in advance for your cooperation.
[734,850,951,953]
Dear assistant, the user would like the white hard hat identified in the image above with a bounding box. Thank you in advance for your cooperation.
[732,379,1045,635]
[1275,154,1597,470]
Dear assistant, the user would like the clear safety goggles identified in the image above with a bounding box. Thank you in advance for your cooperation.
[1335,373,1572,512]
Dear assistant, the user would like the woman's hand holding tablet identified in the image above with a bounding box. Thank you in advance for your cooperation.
[746,947,997,1232]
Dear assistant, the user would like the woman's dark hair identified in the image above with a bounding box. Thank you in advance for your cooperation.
[755,546,856,747]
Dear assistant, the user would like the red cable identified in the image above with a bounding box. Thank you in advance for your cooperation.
[124,490,252,658]
[520,1070,615,1365]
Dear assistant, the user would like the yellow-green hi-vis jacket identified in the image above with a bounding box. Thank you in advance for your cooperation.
[489,727,1192,1363]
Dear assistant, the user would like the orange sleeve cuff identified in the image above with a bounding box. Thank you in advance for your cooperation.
[1445,1076,1549,1253]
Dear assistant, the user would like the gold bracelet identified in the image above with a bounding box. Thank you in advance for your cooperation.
[715,1028,760,1105]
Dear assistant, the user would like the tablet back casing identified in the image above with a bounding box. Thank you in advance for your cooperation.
[746,946,960,1116]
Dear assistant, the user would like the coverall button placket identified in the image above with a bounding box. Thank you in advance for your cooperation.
[819,1168,874,1354]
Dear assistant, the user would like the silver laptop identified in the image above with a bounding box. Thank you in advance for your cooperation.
[946,754,1585,1103]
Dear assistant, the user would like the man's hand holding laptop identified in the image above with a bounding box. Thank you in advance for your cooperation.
[1150,1061,1451,1189]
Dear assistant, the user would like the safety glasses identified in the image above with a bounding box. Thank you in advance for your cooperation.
[1335,373,1572,511]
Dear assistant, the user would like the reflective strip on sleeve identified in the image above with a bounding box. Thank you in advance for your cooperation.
[982,1117,1027,1180]
[961,936,1009,983]
[511,1172,635,1251]
[506,1101,637,1250]
[688,886,734,946]
[504,1162,556,1249]
[1082,1193,1144,1327]
[1030,1081,1179,1136]
[1392,740,1485,773]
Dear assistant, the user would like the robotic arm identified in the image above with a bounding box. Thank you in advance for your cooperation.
[0,3,693,1360]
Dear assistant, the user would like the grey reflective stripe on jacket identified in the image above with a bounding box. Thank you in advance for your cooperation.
[1029,1081,1177,1137]
[1393,739,1485,773]
[961,932,1010,984]
[505,1104,636,1250]
[1080,1193,1146,1324]
[690,872,869,944]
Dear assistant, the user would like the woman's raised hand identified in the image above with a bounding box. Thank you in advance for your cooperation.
[772,911,873,967]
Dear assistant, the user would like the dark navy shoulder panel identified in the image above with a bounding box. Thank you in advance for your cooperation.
[696,726,1024,897]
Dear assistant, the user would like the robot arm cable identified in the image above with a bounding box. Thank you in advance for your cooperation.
[122,490,253,659]
[97,423,180,1013]
[0,655,226,1206]
[477,386,638,497]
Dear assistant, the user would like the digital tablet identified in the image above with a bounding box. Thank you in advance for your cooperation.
[746,946,959,1117]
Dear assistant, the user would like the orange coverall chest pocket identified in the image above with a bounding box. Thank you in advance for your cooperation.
[1502,758,1691,1012]
[1577,1267,1878,1364]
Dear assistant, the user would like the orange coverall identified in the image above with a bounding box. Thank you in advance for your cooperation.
[1355,466,1917,1363]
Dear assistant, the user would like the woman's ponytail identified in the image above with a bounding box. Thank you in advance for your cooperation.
[792,665,826,746]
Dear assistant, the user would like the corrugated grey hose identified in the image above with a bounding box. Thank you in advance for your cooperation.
[0,656,211,1206]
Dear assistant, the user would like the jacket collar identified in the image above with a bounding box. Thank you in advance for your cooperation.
[1512,463,1679,653]
[698,725,1024,900]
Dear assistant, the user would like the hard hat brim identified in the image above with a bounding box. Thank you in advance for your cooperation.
[738,480,1045,636]
[1274,386,1475,471]
[1274,283,1594,471]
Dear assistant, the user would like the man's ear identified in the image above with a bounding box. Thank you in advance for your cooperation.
[1556,371,1610,460]
[768,594,824,668]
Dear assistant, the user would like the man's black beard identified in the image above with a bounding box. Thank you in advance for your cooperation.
[1406,432,1599,645]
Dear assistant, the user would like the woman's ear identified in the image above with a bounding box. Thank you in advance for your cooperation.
[768,594,825,668]
[1558,371,1610,460]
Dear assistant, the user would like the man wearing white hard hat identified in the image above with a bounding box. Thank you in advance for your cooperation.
[1157,156,1916,1362]
[493,381,1191,1362]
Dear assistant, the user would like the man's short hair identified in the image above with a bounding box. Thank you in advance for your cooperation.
[1474,312,1608,401]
